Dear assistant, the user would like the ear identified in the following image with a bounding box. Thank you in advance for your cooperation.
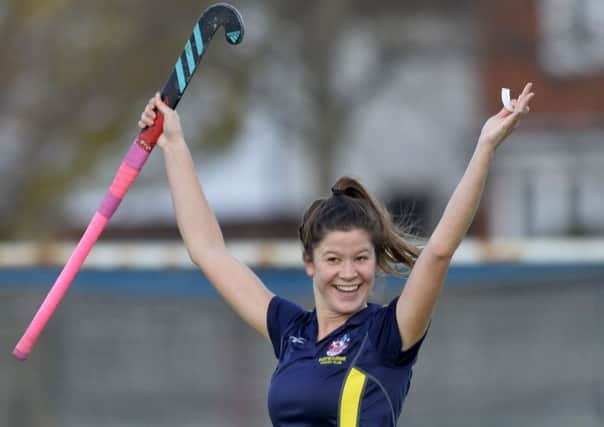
[303,254,315,277]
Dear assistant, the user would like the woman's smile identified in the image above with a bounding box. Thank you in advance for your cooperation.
[333,283,362,293]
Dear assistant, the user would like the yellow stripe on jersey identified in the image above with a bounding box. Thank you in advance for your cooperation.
[339,367,367,426]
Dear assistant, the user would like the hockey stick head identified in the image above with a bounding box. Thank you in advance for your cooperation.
[203,3,245,45]
[158,3,245,111]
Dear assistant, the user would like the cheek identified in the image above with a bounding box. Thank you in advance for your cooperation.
[361,263,377,281]
[317,266,336,282]
[304,261,333,282]
[312,266,339,287]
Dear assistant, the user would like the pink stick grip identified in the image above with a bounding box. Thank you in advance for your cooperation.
[110,162,139,198]
[99,163,141,218]
[13,213,109,360]
[125,141,151,171]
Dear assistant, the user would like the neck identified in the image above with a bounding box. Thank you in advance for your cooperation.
[316,313,348,342]
[315,304,367,342]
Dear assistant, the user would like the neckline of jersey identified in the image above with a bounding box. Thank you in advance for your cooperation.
[309,302,381,344]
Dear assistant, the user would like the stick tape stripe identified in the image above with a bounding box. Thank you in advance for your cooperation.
[175,58,186,93]
[193,24,204,55]
[185,40,196,74]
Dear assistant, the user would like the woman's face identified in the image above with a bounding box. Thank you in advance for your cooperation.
[304,228,377,317]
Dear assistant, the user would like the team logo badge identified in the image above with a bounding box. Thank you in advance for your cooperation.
[326,334,351,356]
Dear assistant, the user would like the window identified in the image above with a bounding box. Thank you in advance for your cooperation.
[538,0,604,76]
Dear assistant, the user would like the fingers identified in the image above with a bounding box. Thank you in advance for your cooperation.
[501,87,534,131]
[515,82,534,113]
[515,92,534,114]
[520,82,533,97]
[152,92,170,113]
[137,92,177,128]
[138,95,158,128]
[522,93,535,113]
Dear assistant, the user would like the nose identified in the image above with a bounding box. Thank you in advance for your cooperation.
[338,260,358,281]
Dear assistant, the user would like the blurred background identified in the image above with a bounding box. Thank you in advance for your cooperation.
[1,0,603,425]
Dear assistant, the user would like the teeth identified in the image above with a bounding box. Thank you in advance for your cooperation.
[335,285,360,293]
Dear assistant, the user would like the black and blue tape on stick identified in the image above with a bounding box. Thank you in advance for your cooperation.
[163,3,244,109]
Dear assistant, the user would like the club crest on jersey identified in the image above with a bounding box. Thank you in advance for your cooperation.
[326,334,351,356]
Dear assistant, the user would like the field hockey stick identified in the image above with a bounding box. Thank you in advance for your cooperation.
[13,3,244,361]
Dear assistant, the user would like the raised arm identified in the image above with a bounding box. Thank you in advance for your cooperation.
[396,83,535,350]
[140,94,274,339]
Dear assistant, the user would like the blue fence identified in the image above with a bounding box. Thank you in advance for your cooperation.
[2,263,604,298]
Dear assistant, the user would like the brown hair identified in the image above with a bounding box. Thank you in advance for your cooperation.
[298,176,420,275]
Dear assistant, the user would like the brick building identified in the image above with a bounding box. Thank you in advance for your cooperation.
[478,0,604,236]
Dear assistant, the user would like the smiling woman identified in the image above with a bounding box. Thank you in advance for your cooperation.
[266,179,425,426]
[139,81,535,426]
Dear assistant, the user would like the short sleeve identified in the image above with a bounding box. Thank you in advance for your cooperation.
[369,297,428,366]
[267,296,306,358]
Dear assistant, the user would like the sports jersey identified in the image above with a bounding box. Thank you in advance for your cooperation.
[267,295,426,427]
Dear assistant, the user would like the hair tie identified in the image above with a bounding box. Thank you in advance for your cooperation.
[331,187,345,196]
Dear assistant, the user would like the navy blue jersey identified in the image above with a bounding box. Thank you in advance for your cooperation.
[267,296,426,427]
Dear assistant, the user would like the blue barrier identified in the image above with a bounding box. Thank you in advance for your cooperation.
[1,264,603,298]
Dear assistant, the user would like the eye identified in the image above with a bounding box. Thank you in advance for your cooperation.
[326,256,340,264]
[355,255,368,262]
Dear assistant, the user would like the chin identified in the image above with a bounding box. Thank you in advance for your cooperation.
[332,295,368,314]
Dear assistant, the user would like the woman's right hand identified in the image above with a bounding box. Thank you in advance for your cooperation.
[477,82,535,151]
[138,92,185,149]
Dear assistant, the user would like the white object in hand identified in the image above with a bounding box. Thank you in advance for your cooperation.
[501,88,514,112]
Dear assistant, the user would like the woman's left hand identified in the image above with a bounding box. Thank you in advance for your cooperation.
[478,82,535,150]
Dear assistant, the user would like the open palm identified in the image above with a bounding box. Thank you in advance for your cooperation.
[479,82,535,150]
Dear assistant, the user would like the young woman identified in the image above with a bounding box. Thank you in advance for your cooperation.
[139,82,535,426]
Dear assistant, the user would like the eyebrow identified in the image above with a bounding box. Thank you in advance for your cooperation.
[320,248,371,257]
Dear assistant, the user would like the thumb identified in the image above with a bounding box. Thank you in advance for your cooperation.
[501,109,522,131]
